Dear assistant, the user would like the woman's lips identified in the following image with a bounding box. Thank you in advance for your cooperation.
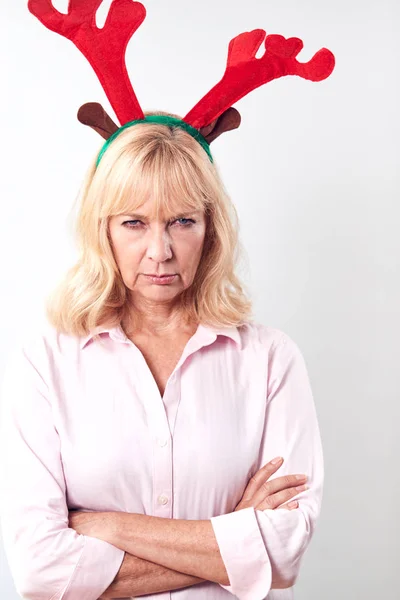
[143,274,177,284]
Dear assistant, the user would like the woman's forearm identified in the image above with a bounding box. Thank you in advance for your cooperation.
[110,512,230,586]
[101,551,206,598]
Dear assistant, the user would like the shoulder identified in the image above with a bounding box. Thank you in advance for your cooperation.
[3,318,80,378]
[239,321,300,354]
[238,321,307,373]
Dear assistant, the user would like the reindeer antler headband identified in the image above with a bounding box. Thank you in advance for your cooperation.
[27,0,335,165]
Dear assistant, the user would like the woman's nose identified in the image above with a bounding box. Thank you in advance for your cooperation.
[146,230,173,262]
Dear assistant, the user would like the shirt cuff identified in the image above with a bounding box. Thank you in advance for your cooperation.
[62,535,125,600]
[210,507,272,600]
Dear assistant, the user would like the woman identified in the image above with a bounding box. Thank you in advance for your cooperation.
[1,1,333,598]
[0,111,322,600]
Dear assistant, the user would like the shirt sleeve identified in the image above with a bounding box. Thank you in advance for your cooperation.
[210,331,324,600]
[0,342,125,600]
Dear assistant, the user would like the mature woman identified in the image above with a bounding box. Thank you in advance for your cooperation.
[0,111,322,600]
[0,1,333,598]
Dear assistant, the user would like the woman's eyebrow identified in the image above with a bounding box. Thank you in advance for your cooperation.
[122,213,147,219]
[122,211,199,219]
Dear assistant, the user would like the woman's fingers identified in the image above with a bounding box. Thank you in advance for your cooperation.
[240,457,285,503]
[249,469,308,509]
[234,456,308,513]
[279,500,299,510]
[260,473,308,497]
[255,483,308,511]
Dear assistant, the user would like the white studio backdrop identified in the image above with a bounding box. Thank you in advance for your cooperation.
[0,0,399,598]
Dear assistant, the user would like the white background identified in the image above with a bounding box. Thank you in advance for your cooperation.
[0,0,399,598]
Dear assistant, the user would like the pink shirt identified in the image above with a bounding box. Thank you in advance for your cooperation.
[0,320,323,600]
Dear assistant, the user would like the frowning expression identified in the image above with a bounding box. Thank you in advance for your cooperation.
[108,197,207,303]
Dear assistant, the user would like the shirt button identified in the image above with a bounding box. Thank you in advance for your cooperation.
[157,438,168,447]
[158,494,169,505]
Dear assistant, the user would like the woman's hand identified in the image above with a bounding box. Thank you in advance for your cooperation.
[234,457,308,512]
[68,509,119,544]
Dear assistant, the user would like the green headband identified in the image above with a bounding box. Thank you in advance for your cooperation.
[95,115,213,167]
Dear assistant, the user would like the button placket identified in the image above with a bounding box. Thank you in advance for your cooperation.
[153,434,173,516]
[126,335,209,521]
[126,344,173,519]
[152,373,180,517]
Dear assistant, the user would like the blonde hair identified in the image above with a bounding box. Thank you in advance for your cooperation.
[45,110,253,339]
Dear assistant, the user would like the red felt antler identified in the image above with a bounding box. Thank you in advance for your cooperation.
[28,0,146,125]
[184,30,335,129]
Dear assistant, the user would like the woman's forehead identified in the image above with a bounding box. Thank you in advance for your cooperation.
[114,192,205,218]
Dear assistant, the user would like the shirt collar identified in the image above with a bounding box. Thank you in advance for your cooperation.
[79,322,242,350]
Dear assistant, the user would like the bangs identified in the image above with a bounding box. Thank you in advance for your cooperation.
[98,134,214,221]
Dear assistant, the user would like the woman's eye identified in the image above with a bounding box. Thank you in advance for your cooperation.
[123,220,142,228]
[174,218,195,227]
[122,218,195,228]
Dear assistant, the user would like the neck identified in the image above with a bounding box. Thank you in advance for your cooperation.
[123,298,196,338]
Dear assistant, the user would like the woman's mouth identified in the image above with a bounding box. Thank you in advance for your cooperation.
[143,274,177,285]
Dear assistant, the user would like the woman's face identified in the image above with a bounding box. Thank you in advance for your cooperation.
[108,196,207,305]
